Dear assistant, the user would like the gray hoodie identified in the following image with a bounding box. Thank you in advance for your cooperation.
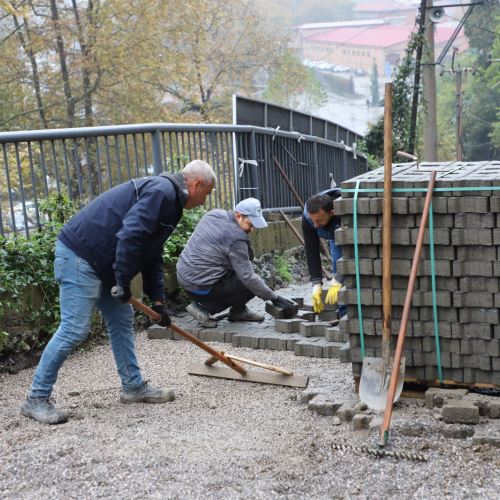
[176,209,276,300]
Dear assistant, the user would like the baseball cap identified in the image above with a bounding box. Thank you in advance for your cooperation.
[235,198,268,229]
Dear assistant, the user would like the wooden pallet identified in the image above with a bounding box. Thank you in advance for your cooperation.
[353,375,499,399]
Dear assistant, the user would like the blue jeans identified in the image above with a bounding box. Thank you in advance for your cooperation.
[329,239,346,318]
[29,241,144,398]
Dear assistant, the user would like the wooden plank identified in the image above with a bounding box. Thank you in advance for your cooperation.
[188,364,309,388]
[205,353,294,375]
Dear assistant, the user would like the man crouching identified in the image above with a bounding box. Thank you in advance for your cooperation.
[176,197,295,328]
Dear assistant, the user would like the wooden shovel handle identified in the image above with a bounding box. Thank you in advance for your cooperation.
[128,298,247,376]
[380,170,437,446]
[382,83,393,352]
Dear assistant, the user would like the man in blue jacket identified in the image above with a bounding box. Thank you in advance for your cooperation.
[21,160,216,424]
[302,188,345,318]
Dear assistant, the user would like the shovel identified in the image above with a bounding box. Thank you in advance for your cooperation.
[359,83,404,410]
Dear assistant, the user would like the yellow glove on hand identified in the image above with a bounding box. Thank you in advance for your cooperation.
[325,279,342,305]
[311,284,324,314]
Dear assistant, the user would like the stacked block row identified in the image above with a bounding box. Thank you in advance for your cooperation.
[336,161,500,387]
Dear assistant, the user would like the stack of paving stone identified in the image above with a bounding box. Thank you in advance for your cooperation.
[335,161,500,387]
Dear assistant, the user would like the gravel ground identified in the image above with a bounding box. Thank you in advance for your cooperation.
[1,298,500,499]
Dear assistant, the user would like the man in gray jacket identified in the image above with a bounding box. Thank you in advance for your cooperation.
[176,198,295,327]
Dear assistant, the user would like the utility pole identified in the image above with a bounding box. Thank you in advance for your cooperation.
[408,0,427,156]
[422,0,438,161]
[455,66,463,161]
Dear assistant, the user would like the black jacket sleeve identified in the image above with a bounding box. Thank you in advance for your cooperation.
[302,215,323,284]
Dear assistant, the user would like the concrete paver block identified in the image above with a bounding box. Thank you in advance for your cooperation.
[425,388,468,408]
[307,397,344,416]
[147,325,174,340]
[442,400,479,424]
[472,421,500,448]
[275,318,302,333]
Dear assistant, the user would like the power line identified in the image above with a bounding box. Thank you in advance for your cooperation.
[446,11,500,38]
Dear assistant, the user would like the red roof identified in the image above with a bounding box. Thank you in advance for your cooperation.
[354,1,416,12]
[305,24,463,49]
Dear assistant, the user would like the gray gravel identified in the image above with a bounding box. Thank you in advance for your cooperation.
[1,300,499,499]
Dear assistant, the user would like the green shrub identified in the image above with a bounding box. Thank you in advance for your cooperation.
[0,194,76,356]
[274,253,292,284]
[162,207,204,266]
[0,195,204,358]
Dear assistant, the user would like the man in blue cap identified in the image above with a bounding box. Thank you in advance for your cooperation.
[302,188,345,319]
[177,197,295,328]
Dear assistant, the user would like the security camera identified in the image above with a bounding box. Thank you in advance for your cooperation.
[429,7,445,22]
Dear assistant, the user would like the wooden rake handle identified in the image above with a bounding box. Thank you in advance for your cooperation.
[128,297,247,376]
[379,170,437,446]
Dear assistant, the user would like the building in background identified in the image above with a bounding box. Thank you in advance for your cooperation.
[303,23,467,76]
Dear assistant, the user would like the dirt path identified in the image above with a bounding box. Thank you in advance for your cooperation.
[1,309,499,498]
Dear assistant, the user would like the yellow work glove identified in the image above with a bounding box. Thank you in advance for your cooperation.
[311,284,324,313]
[325,279,342,305]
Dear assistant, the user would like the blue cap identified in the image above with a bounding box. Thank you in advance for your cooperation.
[235,198,267,229]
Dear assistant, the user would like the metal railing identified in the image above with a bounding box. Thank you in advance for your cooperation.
[0,123,367,237]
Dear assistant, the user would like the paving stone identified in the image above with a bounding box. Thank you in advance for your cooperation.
[451,228,493,246]
[453,261,493,277]
[231,334,259,349]
[452,323,492,340]
[339,342,351,363]
[325,326,346,342]
[425,388,468,408]
[275,318,303,333]
[260,335,288,350]
[442,400,479,424]
[455,212,495,228]
[447,196,489,213]
[307,397,344,416]
[337,404,355,422]
[322,342,344,359]
[298,311,315,321]
[457,246,497,262]
[198,329,227,343]
[299,321,330,337]
[286,334,306,351]
[147,325,174,340]
[472,420,500,447]
[265,301,299,319]
[352,413,372,430]
[294,339,323,358]
[298,388,322,404]
[318,310,338,321]
[464,393,500,418]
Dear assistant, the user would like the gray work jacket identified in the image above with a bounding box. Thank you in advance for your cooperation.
[176,209,276,300]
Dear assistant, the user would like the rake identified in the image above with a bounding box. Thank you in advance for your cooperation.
[129,298,308,388]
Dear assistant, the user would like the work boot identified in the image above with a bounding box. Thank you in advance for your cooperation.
[120,381,175,404]
[228,305,264,322]
[20,396,68,424]
[186,301,217,328]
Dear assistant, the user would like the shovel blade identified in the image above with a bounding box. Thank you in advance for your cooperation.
[359,356,405,411]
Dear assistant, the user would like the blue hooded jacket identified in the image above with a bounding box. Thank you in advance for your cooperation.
[58,173,187,302]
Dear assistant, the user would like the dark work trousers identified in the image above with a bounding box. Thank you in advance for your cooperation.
[187,274,255,314]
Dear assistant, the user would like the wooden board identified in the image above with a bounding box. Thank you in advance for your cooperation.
[189,364,309,388]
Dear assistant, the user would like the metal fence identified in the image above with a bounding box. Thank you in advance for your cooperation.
[233,95,363,148]
[0,123,366,237]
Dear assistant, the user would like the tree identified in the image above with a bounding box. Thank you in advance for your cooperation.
[461,4,500,160]
[364,33,420,163]
[262,49,326,111]
[370,60,380,106]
